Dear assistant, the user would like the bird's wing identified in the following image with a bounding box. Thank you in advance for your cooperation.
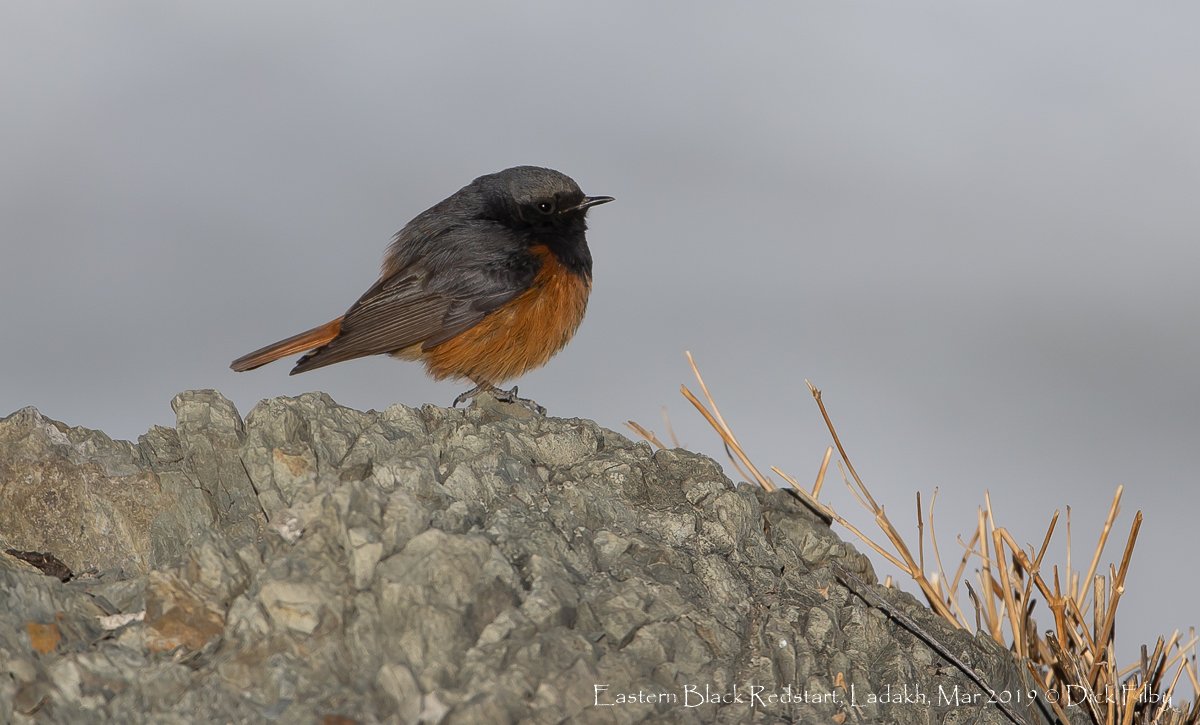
[290,222,536,374]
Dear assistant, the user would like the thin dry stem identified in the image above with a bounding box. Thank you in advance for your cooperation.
[683,351,776,491]
[1087,511,1143,686]
[1078,486,1124,610]
[624,420,667,449]
[806,380,879,510]
[812,446,832,499]
[660,406,680,448]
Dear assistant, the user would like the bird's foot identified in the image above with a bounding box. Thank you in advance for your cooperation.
[491,385,547,415]
[452,383,545,415]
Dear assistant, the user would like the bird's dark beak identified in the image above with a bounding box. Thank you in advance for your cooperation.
[571,195,614,212]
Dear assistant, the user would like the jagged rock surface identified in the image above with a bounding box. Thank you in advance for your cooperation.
[1,391,1055,724]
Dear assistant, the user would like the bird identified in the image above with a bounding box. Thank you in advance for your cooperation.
[230,166,613,411]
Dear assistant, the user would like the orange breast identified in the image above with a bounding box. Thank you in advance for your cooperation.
[421,245,591,384]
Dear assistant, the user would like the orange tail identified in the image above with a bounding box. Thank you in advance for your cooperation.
[230,318,343,372]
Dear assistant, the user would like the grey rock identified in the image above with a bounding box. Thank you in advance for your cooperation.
[0,407,159,576]
[0,391,1078,724]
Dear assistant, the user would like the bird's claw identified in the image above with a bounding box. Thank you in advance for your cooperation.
[452,387,479,408]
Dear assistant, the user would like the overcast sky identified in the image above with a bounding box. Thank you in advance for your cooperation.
[3,2,1197,676]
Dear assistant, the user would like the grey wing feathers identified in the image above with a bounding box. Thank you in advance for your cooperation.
[289,272,449,374]
[419,286,523,350]
[289,220,538,375]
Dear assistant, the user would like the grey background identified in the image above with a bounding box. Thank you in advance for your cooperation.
[3,3,1197,677]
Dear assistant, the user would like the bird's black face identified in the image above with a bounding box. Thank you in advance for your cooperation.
[519,191,615,228]
[472,166,612,278]
[479,166,613,230]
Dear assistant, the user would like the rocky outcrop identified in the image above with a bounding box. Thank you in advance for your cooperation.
[1,391,1055,723]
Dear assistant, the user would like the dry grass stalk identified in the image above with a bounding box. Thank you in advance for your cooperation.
[660,406,681,448]
[624,420,667,449]
[679,351,776,492]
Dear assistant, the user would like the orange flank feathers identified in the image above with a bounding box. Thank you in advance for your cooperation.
[417,245,590,384]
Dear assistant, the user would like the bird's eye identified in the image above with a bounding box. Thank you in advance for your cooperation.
[536,201,555,214]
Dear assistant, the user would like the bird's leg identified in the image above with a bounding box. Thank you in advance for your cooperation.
[452,382,546,415]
